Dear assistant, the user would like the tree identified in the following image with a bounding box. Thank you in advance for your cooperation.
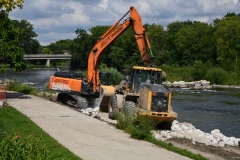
[70,28,94,69]
[174,22,215,66]
[0,11,26,71]
[47,39,73,54]
[108,46,126,70]
[214,15,240,70]
[163,21,215,66]
[0,0,23,12]
[42,48,52,54]
[17,20,40,54]
[0,0,26,72]
[145,23,165,65]
[163,21,190,65]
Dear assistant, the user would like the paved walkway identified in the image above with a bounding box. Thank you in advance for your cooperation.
[7,92,190,160]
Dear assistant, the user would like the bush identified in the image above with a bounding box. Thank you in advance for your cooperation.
[205,68,229,84]
[0,133,62,159]
[227,71,240,85]
[99,64,123,85]
[116,112,154,140]
[190,61,207,81]
[6,81,37,94]
[161,64,192,82]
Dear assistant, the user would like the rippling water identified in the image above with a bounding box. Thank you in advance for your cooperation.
[1,69,240,138]
[172,88,240,138]
[0,69,56,90]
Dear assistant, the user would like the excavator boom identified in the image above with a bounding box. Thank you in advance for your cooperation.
[88,6,154,93]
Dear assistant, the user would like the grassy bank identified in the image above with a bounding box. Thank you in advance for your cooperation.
[116,113,208,160]
[0,106,81,160]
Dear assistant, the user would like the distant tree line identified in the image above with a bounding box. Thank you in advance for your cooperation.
[43,13,240,73]
[1,1,240,77]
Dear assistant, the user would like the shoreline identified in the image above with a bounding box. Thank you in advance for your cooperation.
[164,80,240,90]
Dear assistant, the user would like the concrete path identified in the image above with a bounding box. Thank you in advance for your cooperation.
[7,92,190,160]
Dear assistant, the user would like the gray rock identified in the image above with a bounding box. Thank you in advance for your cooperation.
[153,121,240,147]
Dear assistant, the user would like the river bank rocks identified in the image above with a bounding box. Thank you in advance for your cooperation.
[78,107,100,118]
[164,80,211,89]
[164,80,240,89]
[153,120,240,147]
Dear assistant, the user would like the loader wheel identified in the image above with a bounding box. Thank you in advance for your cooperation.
[122,101,136,118]
[157,121,172,130]
[108,95,118,120]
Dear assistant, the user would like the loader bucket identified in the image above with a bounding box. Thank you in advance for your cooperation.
[100,85,116,112]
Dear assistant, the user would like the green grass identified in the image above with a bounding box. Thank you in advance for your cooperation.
[145,136,208,160]
[0,106,81,160]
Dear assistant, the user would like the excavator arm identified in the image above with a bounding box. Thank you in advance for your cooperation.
[88,6,154,93]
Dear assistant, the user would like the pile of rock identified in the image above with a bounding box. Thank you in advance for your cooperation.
[164,80,240,89]
[153,120,240,147]
[212,84,240,89]
[164,80,211,89]
[78,107,100,118]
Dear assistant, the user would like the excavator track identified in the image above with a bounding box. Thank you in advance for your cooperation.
[57,87,105,109]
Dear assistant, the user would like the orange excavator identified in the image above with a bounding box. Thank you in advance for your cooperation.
[49,6,177,128]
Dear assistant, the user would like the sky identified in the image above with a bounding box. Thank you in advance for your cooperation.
[9,0,240,46]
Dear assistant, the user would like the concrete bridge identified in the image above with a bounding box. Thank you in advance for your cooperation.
[23,54,72,66]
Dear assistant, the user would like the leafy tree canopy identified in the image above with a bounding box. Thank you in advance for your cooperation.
[0,0,23,12]
[0,11,26,72]
[17,20,39,54]
[214,14,240,70]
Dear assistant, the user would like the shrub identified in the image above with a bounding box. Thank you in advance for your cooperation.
[116,112,154,140]
[227,72,240,85]
[115,112,131,131]
[6,81,37,94]
[190,60,207,81]
[99,64,123,85]
[161,64,192,82]
[126,116,155,140]
[205,68,229,84]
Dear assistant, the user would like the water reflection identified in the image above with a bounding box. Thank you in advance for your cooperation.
[172,88,240,137]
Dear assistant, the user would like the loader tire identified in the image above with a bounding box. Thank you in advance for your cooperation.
[108,95,118,120]
[123,101,136,117]
[157,121,172,130]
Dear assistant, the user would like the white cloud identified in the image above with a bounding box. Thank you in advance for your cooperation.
[9,0,240,45]
[39,32,76,46]
[99,0,109,9]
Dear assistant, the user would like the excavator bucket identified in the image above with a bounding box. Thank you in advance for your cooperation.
[79,85,115,111]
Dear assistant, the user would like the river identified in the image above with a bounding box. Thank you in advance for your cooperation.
[0,69,239,138]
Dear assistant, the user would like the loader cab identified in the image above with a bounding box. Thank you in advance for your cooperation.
[129,66,163,93]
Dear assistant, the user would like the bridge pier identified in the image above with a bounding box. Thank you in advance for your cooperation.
[46,59,50,67]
